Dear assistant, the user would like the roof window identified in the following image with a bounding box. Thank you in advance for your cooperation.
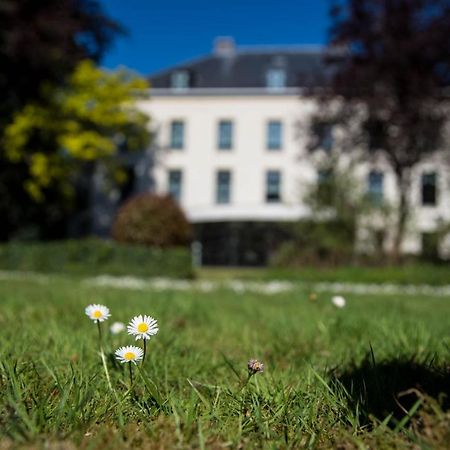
[171,70,190,90]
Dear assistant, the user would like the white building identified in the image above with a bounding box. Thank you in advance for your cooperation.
[133,38,450,264]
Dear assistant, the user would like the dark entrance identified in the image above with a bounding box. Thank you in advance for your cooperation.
[194,221,290,266]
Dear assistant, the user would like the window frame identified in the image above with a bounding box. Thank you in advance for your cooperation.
[317,168,334,206]
[167,169,183,201]
[217,120,234,150]
[367,170,384,205]
[169,120,185,150]
[266,120,283,150]
[265,170,282,203]
[421,171,438,206]
[266,68,286,90]
[215,170,232,204]
[170,70,189,90]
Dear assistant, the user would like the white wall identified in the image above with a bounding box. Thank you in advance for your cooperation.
[140,93,317,222]
[139,92,450,255]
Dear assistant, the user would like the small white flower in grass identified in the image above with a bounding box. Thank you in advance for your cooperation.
[127,315,158,340]
[110,321,125,334]
[331,295,346,308]
[85,304,110,322]
[115,345,144,364]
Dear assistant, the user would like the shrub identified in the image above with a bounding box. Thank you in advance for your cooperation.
[0,239,193,278]
[270,219,356,267]
[112,194,192,248]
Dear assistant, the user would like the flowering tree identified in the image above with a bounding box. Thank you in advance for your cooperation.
[0,0,123,240]
[3,61,150,238]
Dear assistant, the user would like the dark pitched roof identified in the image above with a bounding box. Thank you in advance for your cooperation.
[148,46,336,89]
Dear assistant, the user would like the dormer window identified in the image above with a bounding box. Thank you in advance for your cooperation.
[266,68,286,89]
[171,70,189,90]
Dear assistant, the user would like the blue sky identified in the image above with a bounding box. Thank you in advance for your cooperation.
[100,0,330,75]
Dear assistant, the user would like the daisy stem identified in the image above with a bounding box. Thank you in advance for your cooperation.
[142,339,147,364]
[129,362,133,386]
[97,321,113,391]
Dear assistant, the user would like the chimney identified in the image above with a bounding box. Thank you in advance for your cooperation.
[213,36,236,57]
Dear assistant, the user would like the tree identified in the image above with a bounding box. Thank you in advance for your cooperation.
[272,158,391,267]
[0,0,123,240]
[3,60,150,238]
[0,0,121,120]
[309,0,450,260]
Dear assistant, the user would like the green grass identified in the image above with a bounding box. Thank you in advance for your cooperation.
[1,274,450,449]
[199,263,450,285]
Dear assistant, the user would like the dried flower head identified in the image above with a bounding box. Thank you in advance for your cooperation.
[248,359,264,375]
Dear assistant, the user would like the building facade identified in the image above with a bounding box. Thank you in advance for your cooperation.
[136,38,450,265]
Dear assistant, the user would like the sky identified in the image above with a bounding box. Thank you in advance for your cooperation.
[99,0,330,76]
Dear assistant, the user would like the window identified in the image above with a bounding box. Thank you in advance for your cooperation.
[170,121,184,149]
[218,120,233,150]
[318,168,332,183]
[317,169,333,205]
[216,170,231,204]
[266,170,281,202]
[367,119,384,152]
[171,70,189,90]
[267,121,283,150]
[367,170,384,205]
[266,68,286,89]
[168,170,182,201]
[315,123,333,152]
[421,172,437,206]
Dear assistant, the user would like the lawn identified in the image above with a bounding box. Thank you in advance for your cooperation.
[1,274,450,449]
[199,263,450,286]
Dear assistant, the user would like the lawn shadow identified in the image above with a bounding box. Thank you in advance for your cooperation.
[331,353,450,427]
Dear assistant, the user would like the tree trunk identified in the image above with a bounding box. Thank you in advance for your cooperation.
[391,170,411,263]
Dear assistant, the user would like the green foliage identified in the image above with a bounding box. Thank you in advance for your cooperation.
[0,0,121,122]
[272,160,393,267]
[309,0,450,259]
[272,219,356,267]
[0,239,193,278]
[112,194,193,248]
[0,275,450,448]
[3,60,150,202]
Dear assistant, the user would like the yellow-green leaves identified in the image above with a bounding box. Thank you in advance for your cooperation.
[3,59,150,201]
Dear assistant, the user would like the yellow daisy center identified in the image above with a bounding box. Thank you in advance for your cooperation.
[93,310,102,319]
[137,323,149,333]
[124,352,136,361]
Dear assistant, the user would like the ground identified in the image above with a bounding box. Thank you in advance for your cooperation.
[1,272,450,449]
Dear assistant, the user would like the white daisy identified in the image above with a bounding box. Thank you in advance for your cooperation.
[127,315,159,340]
[114,345,144,364]
[85,304,111,322]
[331,295,346,308]
[110,321,125,334]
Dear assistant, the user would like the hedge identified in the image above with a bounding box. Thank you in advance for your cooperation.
[0,239,193,278]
